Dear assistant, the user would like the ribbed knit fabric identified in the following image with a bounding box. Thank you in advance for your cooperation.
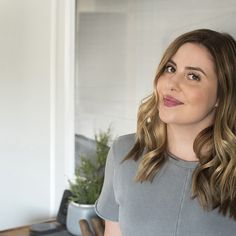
[95,133,236,236]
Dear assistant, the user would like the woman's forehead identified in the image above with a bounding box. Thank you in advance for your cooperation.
[170,43,215,72]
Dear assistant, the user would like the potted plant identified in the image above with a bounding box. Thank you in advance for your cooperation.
[66,129,111,235]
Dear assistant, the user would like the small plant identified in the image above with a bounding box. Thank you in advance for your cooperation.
[69,128,111,205]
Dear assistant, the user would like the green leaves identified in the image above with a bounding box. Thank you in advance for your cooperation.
[69,128,111,204]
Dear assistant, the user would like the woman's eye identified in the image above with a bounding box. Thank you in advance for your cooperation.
[188,73,201,81]
[165,65,175,73]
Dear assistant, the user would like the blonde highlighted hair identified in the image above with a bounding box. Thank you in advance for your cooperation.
[124,29,236,219]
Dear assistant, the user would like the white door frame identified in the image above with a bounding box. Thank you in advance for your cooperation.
[50,0,75,216]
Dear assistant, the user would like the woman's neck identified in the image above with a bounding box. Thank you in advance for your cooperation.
[167,124,200,161]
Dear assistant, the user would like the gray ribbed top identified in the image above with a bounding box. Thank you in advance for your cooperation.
[95,133,236,236]
[167,151,198,169]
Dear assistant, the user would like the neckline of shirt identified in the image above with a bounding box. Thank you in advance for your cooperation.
[166,151,198,169]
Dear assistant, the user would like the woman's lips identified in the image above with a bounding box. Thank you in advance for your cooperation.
[163,95,184,107]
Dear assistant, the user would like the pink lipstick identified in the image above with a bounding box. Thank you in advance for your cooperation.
[163,95,184,107]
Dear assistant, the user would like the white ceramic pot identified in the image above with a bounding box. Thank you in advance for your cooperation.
[66,201,96,235]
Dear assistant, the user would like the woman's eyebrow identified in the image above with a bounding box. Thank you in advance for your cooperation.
[169,59,207,76]
[168,59,176,66]
[185,66,207,76]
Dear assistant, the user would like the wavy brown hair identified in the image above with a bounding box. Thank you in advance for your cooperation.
[124,29,236,219]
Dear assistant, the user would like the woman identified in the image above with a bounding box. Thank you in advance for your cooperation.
[95,29,236,236]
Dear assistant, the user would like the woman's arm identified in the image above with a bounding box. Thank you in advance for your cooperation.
[104,220,122,236]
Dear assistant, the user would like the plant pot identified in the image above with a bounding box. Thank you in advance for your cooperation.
[66,201,96,235]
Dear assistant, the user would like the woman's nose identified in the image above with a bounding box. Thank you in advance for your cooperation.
[166,73,181,91]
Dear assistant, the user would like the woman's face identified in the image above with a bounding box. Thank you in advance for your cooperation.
[156,43,218,129]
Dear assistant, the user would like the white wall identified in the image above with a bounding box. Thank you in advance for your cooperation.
[0,0,75,230]
[75,0,236,139]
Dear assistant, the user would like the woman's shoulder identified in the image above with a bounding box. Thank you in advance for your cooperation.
[114,133,136,146]
[111,133,136,162]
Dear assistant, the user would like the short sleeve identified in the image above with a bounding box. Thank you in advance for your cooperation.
[95,141,119,221]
